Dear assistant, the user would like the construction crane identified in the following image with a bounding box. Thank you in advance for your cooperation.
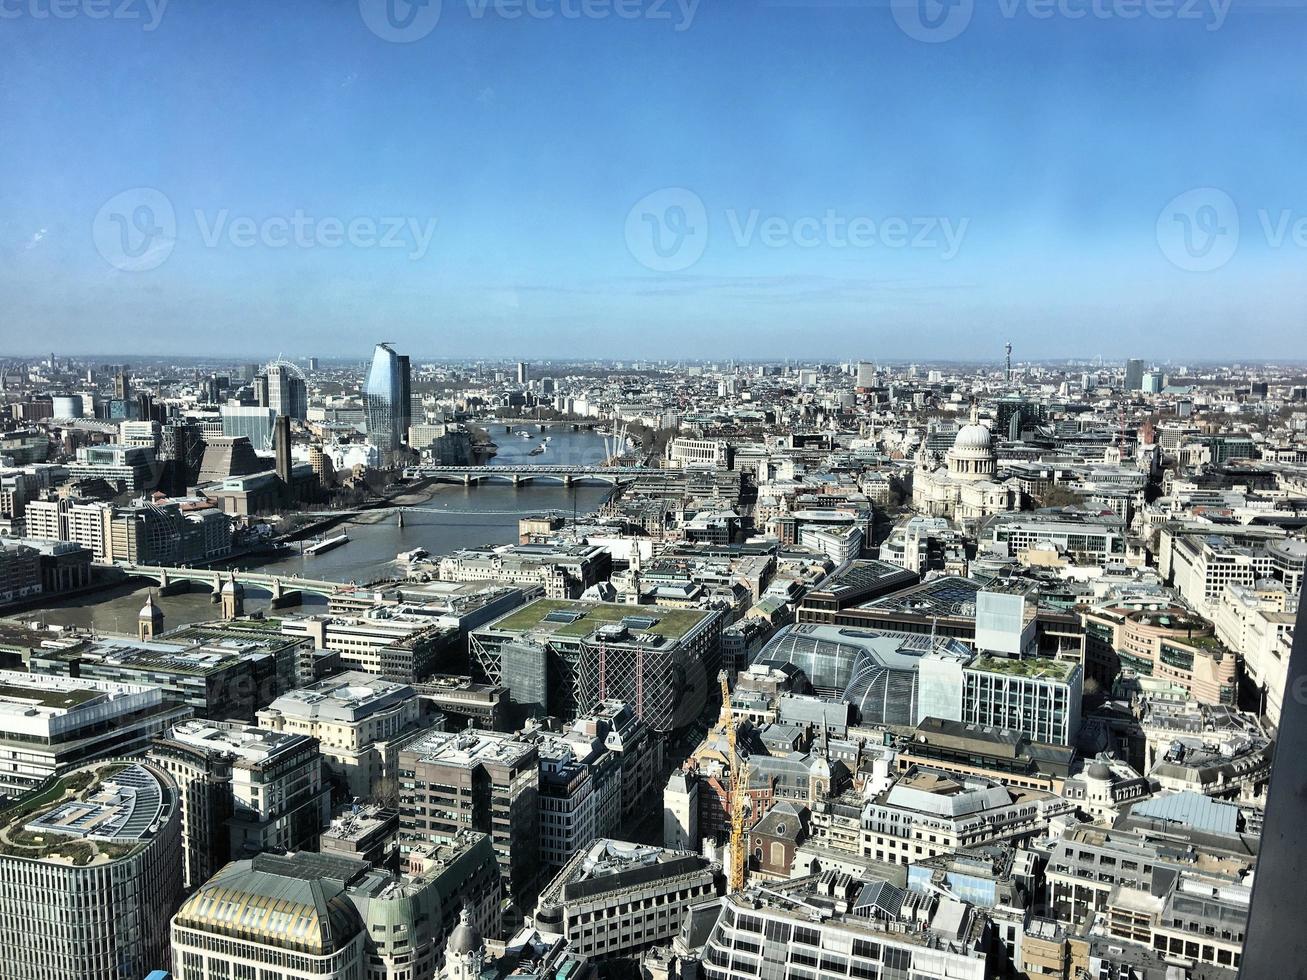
[719,670,750,894]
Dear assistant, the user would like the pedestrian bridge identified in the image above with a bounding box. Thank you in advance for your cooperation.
[402,464,651,487]
[110,562,348,606]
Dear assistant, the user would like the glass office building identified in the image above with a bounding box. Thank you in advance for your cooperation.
[364,343,410,460]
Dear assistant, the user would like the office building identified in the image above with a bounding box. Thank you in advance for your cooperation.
[983,511,1127,566]
[321,803,398,867]
[755,622,1084,745]
[0,761,183,980]
[220,404,278,451]
[68,443,159,491]
[533,724,623,868]
[1125,358,1146,391]
[397,727,540,902]
[861,767,1075,866]
[31,629,301,722]
[148,719,331,887]
[281,608,461,681]
[437,542,612,599]
[0,666,190,799]
[470,598,723,732]
[171,853,368,980]
[258,672,421,800]
[533,839,721,960]
[701,873,992,980]
[0,542,41,604]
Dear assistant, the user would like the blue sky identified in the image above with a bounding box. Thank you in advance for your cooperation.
[0,0,1302,361]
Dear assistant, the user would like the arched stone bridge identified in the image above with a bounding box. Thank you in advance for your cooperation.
[110,562,349,608]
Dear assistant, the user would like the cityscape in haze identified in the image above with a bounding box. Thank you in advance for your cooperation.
[2,1,1306,979]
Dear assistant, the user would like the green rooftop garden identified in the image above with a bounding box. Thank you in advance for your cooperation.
[0,763,135,864]
[487,597,710,641]
[0,683,102,710]
[971,656,1076,681]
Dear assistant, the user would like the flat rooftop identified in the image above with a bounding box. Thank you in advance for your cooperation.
[263,671,414,722]
[859,575,983,618]
[167,720,308,762]
[483,597,712,642]
[399,727,534,768]
[971,656,1077,682]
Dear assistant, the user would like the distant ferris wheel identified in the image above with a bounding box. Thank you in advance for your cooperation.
[263,358,306,380]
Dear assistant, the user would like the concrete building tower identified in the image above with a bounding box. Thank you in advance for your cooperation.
[139,590,164,640]
[275,413,293,496]
[442,907,486,980]
[221,573,245,620]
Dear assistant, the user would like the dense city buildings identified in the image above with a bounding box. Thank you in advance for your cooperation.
[0,348,1304,978]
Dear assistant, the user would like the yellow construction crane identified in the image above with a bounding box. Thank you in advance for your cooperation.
[719,670,750,894]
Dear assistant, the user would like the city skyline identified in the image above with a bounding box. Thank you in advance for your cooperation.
[3,2,1303,359]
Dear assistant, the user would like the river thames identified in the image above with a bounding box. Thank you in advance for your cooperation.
[30,425,616,634]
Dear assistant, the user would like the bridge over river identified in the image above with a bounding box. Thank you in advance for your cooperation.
[108,562,352,607]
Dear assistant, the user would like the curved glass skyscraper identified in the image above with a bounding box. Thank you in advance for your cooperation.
[364,343,410,460]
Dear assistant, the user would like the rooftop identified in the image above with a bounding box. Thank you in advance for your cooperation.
[970,656,1077,681]
[0,762,172,865]
[483,597,712,642]
[398,727,535,768]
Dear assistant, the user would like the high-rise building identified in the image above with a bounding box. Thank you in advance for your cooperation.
[265,361,308,420]
[517,361,529,385]
[0,761,184,980]
[396,353,412,443]
[1124,358,1145,391]
[275,413,293,489]
[364,343,407,460]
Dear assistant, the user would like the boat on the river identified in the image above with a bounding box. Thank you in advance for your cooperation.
[303,532,349,556]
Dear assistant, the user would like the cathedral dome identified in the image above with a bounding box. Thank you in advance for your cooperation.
[952,422,993,454]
